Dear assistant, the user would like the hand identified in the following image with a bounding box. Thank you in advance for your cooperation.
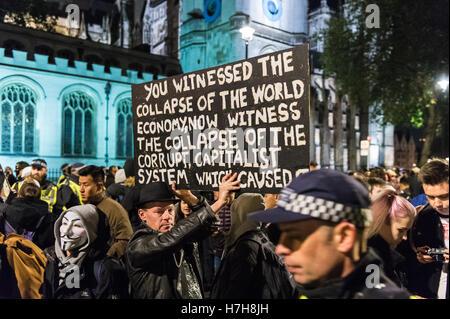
[445,249,449,263]
[211,173,241,213]
[416,246,434,264]
[171,182,199,207]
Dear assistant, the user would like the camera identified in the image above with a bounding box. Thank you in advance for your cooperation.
[427,248,447,262]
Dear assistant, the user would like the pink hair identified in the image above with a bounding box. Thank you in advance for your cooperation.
[368,187,417,238]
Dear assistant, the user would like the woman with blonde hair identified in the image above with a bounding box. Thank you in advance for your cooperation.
[368,187,417,288]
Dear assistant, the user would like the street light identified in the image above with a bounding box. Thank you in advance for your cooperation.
[437,78,449,92]
[239,25,255,59]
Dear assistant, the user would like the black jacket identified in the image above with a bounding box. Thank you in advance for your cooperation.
[0,197,55,250]
[297,249,411,299]
[368,235,408,288]
[106,183,131,204]
[57,175,82,211]
[407,203,448,298]
[210,229,298,299]
[40,210,128,299]
[125,198,218,299]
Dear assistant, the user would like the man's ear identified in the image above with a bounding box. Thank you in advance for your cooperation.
[138,209,146,222]
[333,222,356,254]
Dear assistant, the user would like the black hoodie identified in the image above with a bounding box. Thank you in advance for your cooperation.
[0,197,55,250]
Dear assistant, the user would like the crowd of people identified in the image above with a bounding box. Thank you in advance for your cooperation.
[0,157,448,299]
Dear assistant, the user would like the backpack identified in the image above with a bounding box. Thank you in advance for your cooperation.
[0,232,47,299]
[2,215,46,242]
[251,231,298,299]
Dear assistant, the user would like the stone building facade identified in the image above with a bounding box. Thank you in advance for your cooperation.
[180,0,395,171]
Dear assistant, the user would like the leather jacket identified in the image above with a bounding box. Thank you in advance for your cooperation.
[125,197,218,299]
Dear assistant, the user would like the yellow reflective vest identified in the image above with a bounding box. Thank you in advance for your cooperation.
[57,177,83,205]
[12,180,58,213]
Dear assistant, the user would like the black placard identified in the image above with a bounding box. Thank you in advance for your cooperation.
[132,44,310,192]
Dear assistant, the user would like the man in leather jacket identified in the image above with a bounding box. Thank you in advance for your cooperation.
[125,173,240,299]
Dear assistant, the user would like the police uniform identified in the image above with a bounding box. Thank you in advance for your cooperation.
[13,178,58,213]
[250,169,413,299]
[296,249,411,299]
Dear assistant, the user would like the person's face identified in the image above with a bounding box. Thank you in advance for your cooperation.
[79,175,104,204]
[59,211,88,252]
[276,219,344,287]
[31,165,47,183]
[5,167,12,175]
[138,201,175,232]
[423,182,449,215]
[380,216,414,248]
[180,200,192,217]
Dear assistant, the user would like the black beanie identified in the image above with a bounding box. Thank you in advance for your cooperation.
[123,158,135,178]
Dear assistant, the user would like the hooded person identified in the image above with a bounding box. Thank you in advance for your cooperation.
[0,177,55,250]
[106,167,133,204]
[40,204,128,299]
[210,193,297,299]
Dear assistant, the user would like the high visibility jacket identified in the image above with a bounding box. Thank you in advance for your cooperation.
[57,175,66,186]
[57,178,83,205]
[12,181,58,213]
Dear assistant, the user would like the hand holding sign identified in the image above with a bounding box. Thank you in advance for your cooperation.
[133,45,310,192]
[211,173,241,213]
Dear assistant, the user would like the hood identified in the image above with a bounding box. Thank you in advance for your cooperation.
[54,204,99,266]
[225,193,265,250]
[5,197,49,231]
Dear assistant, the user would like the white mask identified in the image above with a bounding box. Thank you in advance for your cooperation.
[60,211,88,251]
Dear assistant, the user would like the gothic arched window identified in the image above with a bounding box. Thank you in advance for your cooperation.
[116,98,133,158]
[0,84,36,154]
[62,91,96,156]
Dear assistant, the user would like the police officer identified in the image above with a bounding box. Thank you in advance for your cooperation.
[56,163,83,209]
[11,159,72,215]
[29,159,61,214]
[250,169,412,299]
[57,163,72,186]
[10,161,29,193]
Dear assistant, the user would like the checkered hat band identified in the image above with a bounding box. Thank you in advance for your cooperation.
[278,188,372,228]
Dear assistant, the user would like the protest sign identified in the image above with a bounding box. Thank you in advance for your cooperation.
[132,44,310,192]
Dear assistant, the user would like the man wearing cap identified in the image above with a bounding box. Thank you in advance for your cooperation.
[125,173,240,299]
[10,161,29,193]
[11,159,62,214]
[250,169,411,299]
[57,163,84,210]
[29,159,63,214]
[57,163,71,186]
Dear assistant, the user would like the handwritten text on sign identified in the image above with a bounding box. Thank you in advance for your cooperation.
[132,45,310,192]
